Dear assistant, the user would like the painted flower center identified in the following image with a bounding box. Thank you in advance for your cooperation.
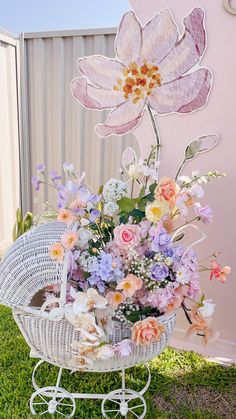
[113,61,161,104]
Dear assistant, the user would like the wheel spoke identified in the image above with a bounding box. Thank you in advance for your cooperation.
[55,410,66,417]
[128,403,144,409]
[104,409,120,413]
[32,402,48,406]
[38,394,48,404]
[107,398,120,405]
[57,395,65,404]
[58,402,74,407]
[39,409,49,415]
[128,409,139,417]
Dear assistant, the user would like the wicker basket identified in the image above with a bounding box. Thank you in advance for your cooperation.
[0,221,177,372]
[13,309,176,372]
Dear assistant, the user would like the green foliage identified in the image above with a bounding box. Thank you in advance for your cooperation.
[12,208,33,241]
[117,196,136,212]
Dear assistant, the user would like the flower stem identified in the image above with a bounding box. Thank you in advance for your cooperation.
[147,104,160,163]
[172,216,200,232]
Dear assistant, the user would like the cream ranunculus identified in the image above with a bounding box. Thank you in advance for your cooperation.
[145,200,169,223]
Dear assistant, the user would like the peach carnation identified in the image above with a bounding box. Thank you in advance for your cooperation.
[132,317,165,346]
[49,243,64,262]
[106,291,124,309]
[57,209,76,223]
[62,231,78,249]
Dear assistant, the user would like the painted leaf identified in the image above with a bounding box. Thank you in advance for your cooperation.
[121,146,137,173]
[184,135,219,161]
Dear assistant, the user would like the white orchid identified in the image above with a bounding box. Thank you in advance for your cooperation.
[72,288,108,314]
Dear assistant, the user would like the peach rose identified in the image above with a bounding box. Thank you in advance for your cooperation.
[155,177,179,208]
[132,317,165,346]
[113,224,140,249]
[116,274,143,298]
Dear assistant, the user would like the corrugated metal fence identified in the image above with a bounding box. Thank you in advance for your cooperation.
[0,30,20,251]
[21,29,138,214]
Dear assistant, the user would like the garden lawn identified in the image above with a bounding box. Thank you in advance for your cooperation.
[0,305,235,419]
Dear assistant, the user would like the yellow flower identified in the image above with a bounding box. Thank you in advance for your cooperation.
[145,200,169,223]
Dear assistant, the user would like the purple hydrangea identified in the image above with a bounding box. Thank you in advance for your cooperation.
[151,227,171,252]
[87,251,124,291]
[88,273,106,293]
[151,263,169,281]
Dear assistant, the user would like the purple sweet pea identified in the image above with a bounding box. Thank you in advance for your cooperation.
[31,175,41,191]
[114,339,133,357]
[66,180,80,194]
[36,163,45,174]
[89,209,101,222]
[50,170,62,183]
[57,185,68,209]
[195,202,213,224]
[151,263,169,281]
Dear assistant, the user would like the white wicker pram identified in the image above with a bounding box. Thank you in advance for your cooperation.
[0,221,176,418]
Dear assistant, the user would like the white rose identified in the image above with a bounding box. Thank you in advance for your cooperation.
[198,299,215,318]
[128,163,142,179]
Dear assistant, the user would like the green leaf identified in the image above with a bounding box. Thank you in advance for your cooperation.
[129,208,145,222]
[16,208,22,224]
[117,197,135,212]
[149,182,157,193]
[138,186,145,198]
[98,185,103,195]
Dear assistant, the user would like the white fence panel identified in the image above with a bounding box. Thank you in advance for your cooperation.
[21,29,138,213]
[0,31,20,253]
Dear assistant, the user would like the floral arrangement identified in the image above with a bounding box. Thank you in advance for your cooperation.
[32,154,230,364]
[31,7,231,366]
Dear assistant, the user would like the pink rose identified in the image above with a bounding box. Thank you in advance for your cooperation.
[113,224,140,249]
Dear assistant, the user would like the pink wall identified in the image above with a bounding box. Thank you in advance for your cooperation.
[130,0,236,361]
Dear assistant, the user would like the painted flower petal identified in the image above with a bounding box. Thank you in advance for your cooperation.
[115,11,142,66]
[71,77,125,109]
[78,56,126,89]
[148,68,212,114]
[160,8,207,83]
[141,9,178,65]
[96,99,145,137]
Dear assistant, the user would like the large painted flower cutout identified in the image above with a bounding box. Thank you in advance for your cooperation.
[71,8,212,138]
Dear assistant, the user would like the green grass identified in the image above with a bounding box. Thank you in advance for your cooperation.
[0,305,235,418]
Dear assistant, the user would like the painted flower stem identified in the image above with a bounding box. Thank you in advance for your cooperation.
[147,104,161,163]
[175,160,186,181]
